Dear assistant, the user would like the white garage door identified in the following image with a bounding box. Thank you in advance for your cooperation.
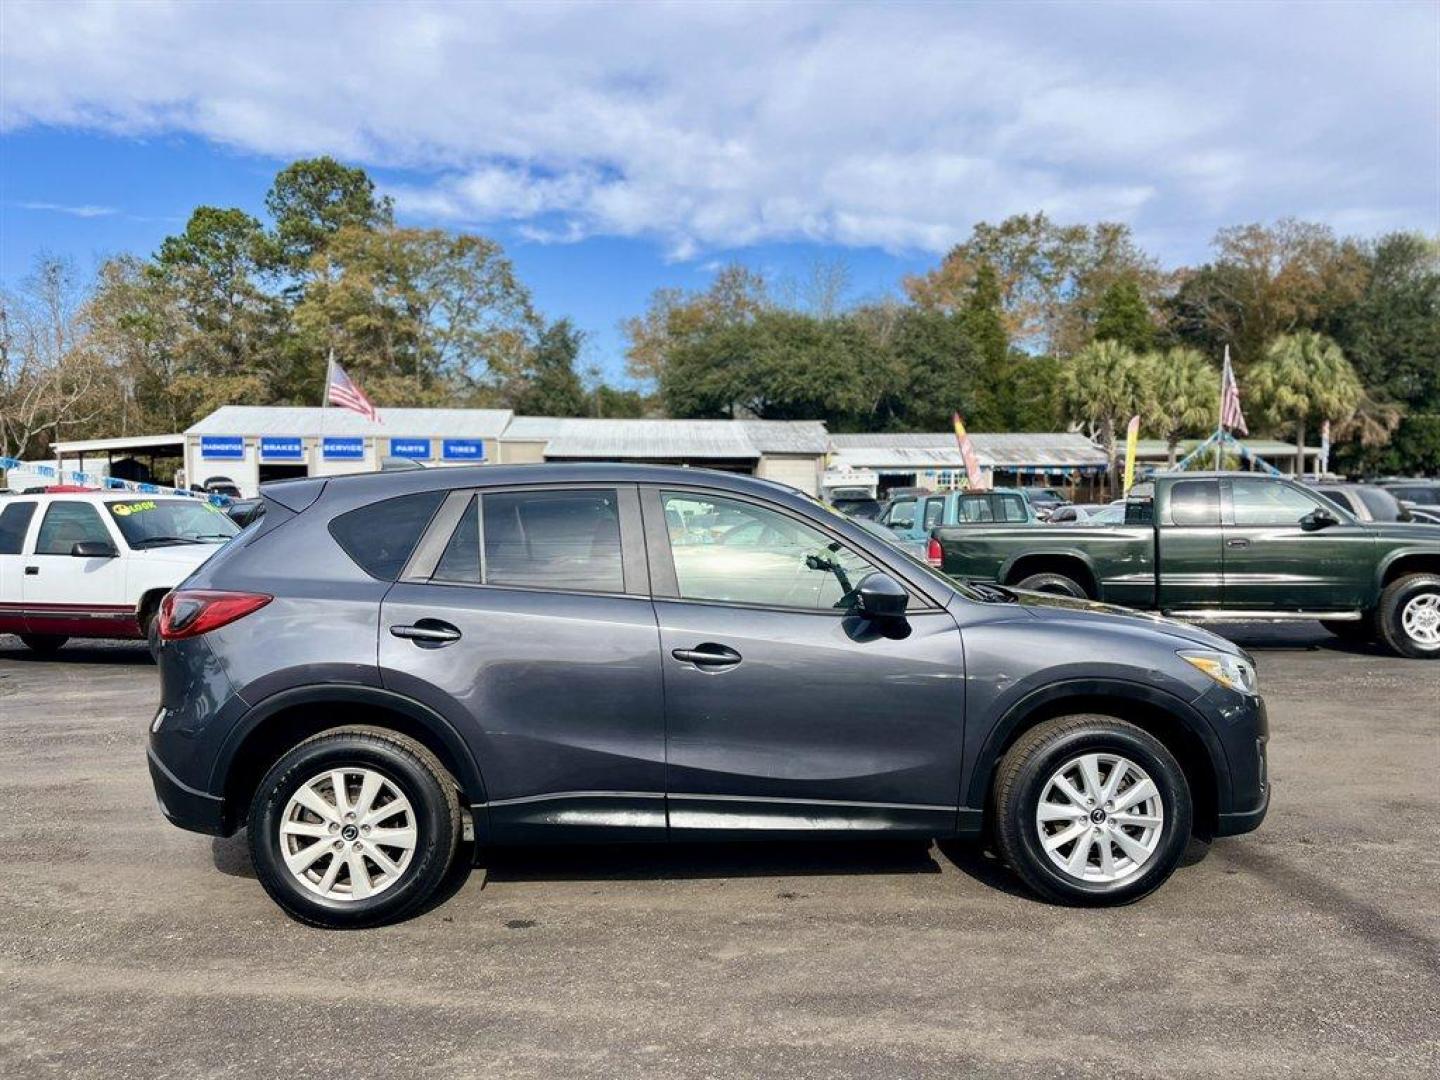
[757,455,821,496]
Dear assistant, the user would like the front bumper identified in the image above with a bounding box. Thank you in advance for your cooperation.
[1215,783,1270,836]
[147,746,227,835]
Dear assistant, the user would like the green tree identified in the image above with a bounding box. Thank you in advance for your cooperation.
[621,264,768,387]
[1250,331,1363,474]
[1151,347,1217,466]
[959,261,1012,428]
[513,318,588,416]
[265,157,394,272]
[1060,341,1158,488]
[1093,278,1154,353]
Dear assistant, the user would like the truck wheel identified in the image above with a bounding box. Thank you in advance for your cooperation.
[1013,572,1089,599]
[1377,573,1440,659]
[993,715,1192,906]
[248,727,461,928]
[18,634,68,654]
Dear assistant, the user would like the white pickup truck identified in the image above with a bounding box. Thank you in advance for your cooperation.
[0,491,238,653]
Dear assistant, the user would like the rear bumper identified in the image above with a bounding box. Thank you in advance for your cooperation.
[147,746,227,836]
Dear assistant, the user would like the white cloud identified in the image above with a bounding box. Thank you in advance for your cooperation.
[18,201,117,218]
[1,1,1435,261]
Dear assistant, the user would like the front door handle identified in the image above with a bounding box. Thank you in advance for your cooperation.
[671,644,742,667]
[1226,538,1250,548]
[390,620,462,645]
[24,566,38,575]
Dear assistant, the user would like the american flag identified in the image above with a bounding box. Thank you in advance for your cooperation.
[1220,345,1248,435]
[326,357,380,423]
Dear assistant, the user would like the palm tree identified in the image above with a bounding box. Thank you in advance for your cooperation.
[1153,347,1217,467]
[1249,331,1362,475]
[1060,340,1158,493]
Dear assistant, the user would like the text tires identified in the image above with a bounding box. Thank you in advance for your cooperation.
[18,634,68,654]
[1013,572,1089,599]
[1377,573,1440,659]
[993,715,1192,906]
[248,727,461,928]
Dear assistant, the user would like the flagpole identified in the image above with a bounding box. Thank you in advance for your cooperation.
[1214,345,1228,471]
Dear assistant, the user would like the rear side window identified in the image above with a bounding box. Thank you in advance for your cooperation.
[329,490,445,580]
[996,495,1028,522]
[922,500,944,530]
[1169,481,1220,526]
[431,489,624,593]
[36,502,111,554]
[0,500,37,554]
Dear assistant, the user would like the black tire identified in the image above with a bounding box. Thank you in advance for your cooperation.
[248,727,461,928]
[140,600,162,661]
[18,634,68,654]
[1013,571,1089,599]
[993,715,1193,906]
[1376,573,1440,660]
[1320,616,1374,643]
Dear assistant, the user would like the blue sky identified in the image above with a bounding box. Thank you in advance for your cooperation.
[2,1,1437,382]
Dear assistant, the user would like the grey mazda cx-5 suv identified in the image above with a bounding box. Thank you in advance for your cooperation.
[148,464,1269,927]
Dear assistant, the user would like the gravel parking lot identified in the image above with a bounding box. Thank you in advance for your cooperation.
[1,625,1436,1079]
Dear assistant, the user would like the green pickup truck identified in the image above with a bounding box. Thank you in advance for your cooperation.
[930,472,1440,658]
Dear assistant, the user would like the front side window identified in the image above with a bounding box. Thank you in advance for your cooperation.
[0,500,37,555]
[1169,481,1221,526]
[106,499,238,548]
[1229,480,1326,526]
[434,489,624,593]
[35,502,112,554]
[662,492,877,609]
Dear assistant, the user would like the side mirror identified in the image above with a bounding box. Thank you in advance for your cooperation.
[855,572,909,620]
[71,540,118,558]
[1301,508,1338,531]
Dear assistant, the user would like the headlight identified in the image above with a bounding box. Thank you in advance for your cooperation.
[1179,650,1258,695]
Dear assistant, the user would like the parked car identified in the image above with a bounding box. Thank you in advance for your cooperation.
[149,464,1269,927]
[1307,482,1412,524]
[879,488,1038,551]
[1023,487,1071,520]
[929,472,1440,658]
[224,498,266,527]
[1048,503,1125,525]
[1379,480,1440,510]
[0,492,238,652]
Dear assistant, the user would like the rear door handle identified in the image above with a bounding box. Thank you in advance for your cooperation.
[390,620,462,645]
[1226,538,1250,548]
[671,644,742,667]
[24,566,38,575]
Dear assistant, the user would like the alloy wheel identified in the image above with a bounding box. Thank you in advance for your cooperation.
[278,767,418,901]
[1401,593,1440,649]
[1035,752,1165,884]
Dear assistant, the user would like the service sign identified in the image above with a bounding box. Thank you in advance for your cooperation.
[390,438,432,460]
[260,436,304,460]
[442,439,485,462]
[322,437,365,460]
[200,436,244,460]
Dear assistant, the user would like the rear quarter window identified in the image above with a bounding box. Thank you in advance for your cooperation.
[328,490,445,580]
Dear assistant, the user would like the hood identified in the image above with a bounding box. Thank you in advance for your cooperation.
[1010,588,1243,654]
[129,541,230,566]
[1366,522,1440,541]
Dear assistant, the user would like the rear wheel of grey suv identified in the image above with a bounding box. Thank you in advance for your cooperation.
[993,715,1192,906]
[248,728,461,928]
[1377,573,1440,659]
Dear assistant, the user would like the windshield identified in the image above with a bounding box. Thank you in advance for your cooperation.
[107,499,239,548]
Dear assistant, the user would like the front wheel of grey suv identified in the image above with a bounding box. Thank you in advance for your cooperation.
[247,727,461,928]
[993,716,1192,906]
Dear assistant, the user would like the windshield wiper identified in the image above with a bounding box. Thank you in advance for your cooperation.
[130,535,207,547]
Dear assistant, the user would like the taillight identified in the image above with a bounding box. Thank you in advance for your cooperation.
[159,589,272,640]
[926,538,943,568]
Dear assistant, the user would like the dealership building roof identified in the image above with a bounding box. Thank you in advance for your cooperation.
[828,431,1108,473]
